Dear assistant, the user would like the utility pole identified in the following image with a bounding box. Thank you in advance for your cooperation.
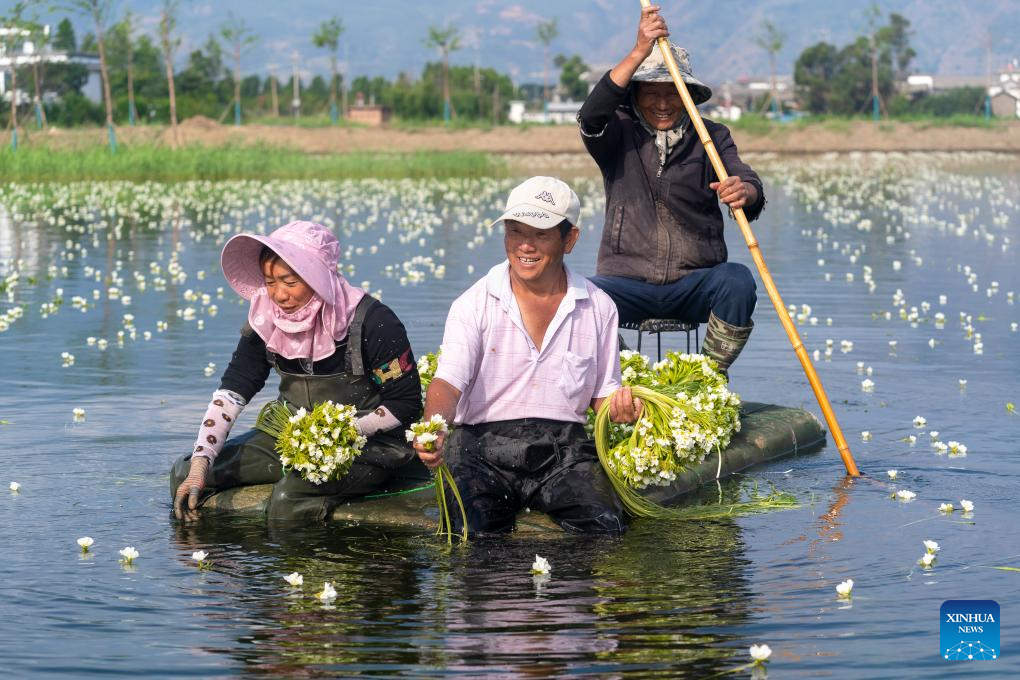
[984,31,993,121]
[268,64,279,117]
[291,52,300,119]
[870,32,880,121]
[866,4,884,122]
[492,82,500,125]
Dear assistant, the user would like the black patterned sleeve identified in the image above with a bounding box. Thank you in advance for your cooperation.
[360,303,423,428]
[218,330,272,403]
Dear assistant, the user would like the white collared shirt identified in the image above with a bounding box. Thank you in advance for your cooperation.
[434,261,621,425]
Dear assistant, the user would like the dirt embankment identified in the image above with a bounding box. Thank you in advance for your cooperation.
[24,117,1020,154]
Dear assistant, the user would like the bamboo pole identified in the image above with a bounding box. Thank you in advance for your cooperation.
[636,0,859,476]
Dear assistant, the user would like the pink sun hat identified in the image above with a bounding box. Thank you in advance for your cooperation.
[220,221,341,305]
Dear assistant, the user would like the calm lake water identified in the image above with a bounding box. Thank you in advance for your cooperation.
[1,152,1017,677]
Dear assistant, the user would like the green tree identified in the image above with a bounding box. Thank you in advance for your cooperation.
[159,0,181,147]
[0,2,29,147]
[25,18,50,128]
[536,18,558,106]
[554,54,588,101]
[754,20,785,114]
[792,12,913,116]
[53,17,75,50]
[312,17,344,123]
[425,24,461,122]
[876,12,915,82]
[66,0,118,150]
[793,42,838,114]
[49,18,88,97]
[220,14,258,125]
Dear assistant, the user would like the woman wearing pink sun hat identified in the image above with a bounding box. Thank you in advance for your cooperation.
[170,221,426,522]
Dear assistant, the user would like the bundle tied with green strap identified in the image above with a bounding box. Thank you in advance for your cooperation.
[592,351,797,519]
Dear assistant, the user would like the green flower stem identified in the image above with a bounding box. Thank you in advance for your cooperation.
[433,464,468,544]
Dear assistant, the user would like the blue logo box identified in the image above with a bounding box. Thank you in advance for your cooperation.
[941,600,999,660]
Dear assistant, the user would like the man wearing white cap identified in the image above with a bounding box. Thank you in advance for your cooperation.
[578,5,765,374]
[412,177,641,534]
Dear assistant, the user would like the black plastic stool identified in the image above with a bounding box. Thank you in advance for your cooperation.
[620,319,699,361]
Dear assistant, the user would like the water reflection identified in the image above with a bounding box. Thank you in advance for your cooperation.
[167,491,758,678]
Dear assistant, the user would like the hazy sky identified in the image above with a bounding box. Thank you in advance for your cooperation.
[27,1,1018,84]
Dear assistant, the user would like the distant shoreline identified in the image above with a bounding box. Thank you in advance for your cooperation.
[15,118,1020,156]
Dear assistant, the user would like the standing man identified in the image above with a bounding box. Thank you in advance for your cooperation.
[412,177,640,534]
[578,4,765,374]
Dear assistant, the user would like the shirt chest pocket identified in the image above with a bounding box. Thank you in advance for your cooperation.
[556,351,596,406]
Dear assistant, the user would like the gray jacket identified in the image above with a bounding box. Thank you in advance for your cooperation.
[578,72,765,284]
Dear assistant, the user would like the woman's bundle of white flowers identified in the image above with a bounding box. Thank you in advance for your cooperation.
[598,351,741,490]
[274,401,367,485]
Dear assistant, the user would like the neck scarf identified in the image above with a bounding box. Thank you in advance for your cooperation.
[631,91,689,169]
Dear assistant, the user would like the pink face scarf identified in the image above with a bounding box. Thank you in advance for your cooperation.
[221,221,366,362]
[247,274,365,361]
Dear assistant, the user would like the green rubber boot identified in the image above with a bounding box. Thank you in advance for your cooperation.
[702,312,754,376]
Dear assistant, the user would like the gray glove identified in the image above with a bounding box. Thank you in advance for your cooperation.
[173,456,210,521]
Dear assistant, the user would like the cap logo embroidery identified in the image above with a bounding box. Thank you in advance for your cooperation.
[511,210,550,220]
[534,191,555,204]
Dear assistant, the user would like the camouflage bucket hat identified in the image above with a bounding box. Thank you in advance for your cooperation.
[632,42,713,105]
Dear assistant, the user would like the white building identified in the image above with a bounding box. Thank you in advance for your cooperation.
[508,100,582,124]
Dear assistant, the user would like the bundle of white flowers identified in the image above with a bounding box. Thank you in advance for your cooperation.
[596,351,741,491]
[406,414,467,544]
[416,351,439,398]
[257,400,366,485]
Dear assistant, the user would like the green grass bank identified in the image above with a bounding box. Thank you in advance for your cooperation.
[0,145,505,182]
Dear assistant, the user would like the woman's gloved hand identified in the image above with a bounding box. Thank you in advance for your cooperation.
[174,456,210,521]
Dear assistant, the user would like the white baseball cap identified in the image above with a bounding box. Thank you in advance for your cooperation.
[489,176,581,230]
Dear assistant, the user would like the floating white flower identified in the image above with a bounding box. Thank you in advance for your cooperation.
[895,489,916,501]
[531,555,551,575]
[836,579,854,598]
[72,408,85,421]
[860,378,874,392]
[77,536,94,552]
[960,499,974,513]
[191,550,209,566]
[317,582,337,601]
[886,470,897,479]
[284,572,304,587]
[749,644,772,663]
[923,540,940,554]
[861,431,871,441]
[920,553,935,568]
[9,481,20,492]
[912,416,927,428]
[958,379,967,388]
[119,546,139,563]
[939,502,954,513]
[947,441,967,456]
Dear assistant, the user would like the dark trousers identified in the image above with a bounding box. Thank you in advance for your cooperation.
[590,262,756,327]
[445,419,626,535]
[170,428,391,522]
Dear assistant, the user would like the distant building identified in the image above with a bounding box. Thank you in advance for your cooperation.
[348,92,391,126]
[0,25,100,100]
[990,64,1020,119]
[508,99,582,125]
